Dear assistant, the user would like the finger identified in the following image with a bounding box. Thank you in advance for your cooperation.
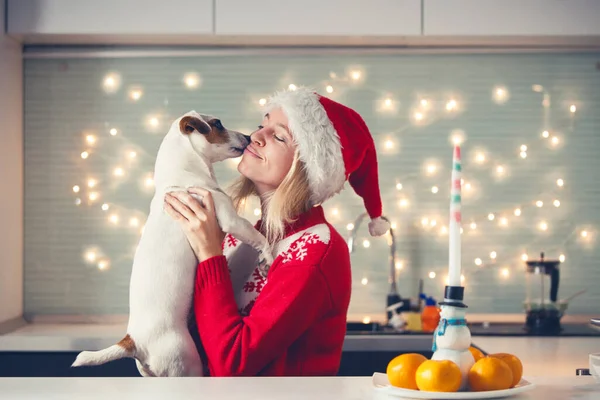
[172,191,206,215]
[198,190,214,213]
[187,187,209,197]
[166,194,196,222]
[164,201,186,222]
[186,187,214,213]
[170,192,210,223]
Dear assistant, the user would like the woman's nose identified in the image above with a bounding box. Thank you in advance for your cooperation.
[251,130,266,146]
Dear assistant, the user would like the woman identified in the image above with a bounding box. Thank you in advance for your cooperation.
[164,87,390,377]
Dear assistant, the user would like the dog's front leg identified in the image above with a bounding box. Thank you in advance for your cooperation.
[223,215,273,266]
[225,216,274,275]
[211,193,274,273]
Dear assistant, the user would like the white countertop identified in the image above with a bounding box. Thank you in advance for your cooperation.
[0,375,598,400]
[2,322,600,378]
[0,322,433,353]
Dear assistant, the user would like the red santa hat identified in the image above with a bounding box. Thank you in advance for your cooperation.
[264,86,390,237]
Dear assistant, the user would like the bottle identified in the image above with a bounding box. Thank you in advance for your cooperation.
[420,294,440,333]
[404,311,423,332]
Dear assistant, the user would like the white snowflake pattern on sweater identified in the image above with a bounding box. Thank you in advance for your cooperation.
[280,232,324,263]
[272,223,331,259]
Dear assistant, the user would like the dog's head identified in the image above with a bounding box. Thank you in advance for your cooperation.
[174,111,250,163]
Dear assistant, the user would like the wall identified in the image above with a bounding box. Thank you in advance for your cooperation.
[0,0,23,324]
[21,49,600,321]
[5,0,600,324]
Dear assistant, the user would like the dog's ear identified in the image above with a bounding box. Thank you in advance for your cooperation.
[179,116,211,135]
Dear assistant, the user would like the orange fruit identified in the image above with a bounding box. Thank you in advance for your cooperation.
[489,353,523,387]
[469,346,485,362]
[468,357,513,391]
[415,359,462,392]
[386,353,427,389]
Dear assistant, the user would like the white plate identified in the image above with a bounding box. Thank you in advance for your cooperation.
[372,372,536,399]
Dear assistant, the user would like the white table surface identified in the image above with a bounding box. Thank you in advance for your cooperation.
[472,337,599,377]
[0,375,598,400]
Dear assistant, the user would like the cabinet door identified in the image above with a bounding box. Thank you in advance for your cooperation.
[8,0,214,35]
[424,0,600,36]
[215,0,422,36]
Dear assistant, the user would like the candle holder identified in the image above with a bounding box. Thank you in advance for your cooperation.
[439,285,467,309]
[431,285,474,391]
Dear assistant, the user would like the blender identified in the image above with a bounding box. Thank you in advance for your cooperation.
[524,252,562,334]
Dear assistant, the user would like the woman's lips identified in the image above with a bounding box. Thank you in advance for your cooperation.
[244,146,262,159]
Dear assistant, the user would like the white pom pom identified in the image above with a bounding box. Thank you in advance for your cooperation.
[368,217,390,236]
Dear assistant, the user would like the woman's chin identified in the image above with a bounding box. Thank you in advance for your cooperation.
[237,158,256,178]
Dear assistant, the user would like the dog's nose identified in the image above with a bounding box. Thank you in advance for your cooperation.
[243,134,252,145]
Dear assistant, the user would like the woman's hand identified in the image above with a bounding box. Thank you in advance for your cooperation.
[163,187,226,262]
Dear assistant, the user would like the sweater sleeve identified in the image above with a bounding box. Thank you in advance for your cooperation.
[193,255,332,376]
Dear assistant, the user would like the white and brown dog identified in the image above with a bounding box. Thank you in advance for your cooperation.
[71,111,273,376]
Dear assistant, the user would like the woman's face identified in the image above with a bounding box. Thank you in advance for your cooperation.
[237,107,296,195]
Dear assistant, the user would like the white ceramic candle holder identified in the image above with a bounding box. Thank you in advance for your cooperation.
[431,286,475,391]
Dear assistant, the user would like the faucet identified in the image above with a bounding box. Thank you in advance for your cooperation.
[347,213,410,323]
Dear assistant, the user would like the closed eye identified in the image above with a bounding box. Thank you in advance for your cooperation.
[255,125,285,142]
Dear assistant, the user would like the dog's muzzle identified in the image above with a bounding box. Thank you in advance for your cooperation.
[230,134,252,154]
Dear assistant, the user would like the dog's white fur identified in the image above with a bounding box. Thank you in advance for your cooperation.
[71,111,273,377]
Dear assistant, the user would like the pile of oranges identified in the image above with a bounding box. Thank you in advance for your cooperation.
[386,347,523,393]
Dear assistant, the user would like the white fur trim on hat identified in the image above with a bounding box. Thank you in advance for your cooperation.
[368,216,390,236]
[265,87,346,206]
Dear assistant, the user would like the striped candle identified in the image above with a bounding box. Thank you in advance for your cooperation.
[448,145,462,287]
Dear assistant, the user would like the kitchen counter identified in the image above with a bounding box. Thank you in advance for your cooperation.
[0,375,597,399]
[0,322,435,378]
[0,322,433,352]
[3,319,599,351]
[1,321,599,378]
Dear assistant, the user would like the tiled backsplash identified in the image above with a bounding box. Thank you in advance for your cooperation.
[23,50,600,320]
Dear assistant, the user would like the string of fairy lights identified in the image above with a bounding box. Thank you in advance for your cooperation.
[72,65,594,297]
[313,71,591,289]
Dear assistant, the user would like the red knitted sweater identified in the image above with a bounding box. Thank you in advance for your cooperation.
[192,205,352,376]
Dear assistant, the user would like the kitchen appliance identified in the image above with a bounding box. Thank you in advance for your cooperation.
[524,252,563,334]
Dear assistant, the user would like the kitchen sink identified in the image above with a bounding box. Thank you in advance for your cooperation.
[345,321,432,336]
[345,321,384,333]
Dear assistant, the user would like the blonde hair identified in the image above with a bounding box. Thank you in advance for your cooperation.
[228,153,312,244]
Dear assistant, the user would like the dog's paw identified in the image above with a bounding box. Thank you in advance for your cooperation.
[257,247,274,277]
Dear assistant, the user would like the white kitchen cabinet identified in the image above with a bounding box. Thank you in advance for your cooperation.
[7,0,214,36]
[215,0,422,36]
[424,0,600,36]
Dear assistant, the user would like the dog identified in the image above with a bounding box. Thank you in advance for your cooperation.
[71,111,274,377]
